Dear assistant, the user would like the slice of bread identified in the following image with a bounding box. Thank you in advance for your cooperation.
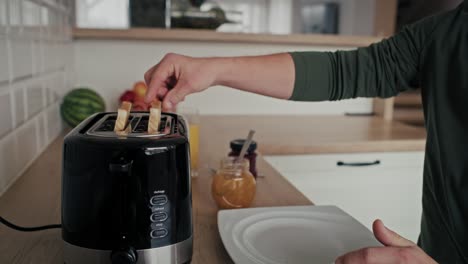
[148,100,162,134]
[114,101,132,133]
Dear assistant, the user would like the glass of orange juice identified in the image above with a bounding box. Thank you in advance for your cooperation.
[178,107,200,178]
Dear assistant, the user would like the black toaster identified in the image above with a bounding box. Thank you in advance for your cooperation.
[61,112,193,264]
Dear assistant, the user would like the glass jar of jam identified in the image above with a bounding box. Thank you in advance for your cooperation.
[228,139,258,178]
[211,157,256,209]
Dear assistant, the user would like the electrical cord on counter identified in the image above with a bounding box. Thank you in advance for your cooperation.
[0,216,61,232]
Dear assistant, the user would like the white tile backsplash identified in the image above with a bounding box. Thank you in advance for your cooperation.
[0,0,73,196]
[45,85,53,105]
[26,83,43,117]
[22,1,39,27]
[8,0,21,28]
[0,0,8,28]
[37,111,47,151]
[46,102,61,141]
[0,90,12,137]
[0,36,8,83]
[44,40,57,71]
[32,39,41,74]
[45,76,59,105]
[0,133,19,193]
[40,5,49,39]
[14,117,38,173]
[11,38,33,79]
[13,85,25,126]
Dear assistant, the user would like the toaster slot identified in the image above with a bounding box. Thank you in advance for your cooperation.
[133,116,148,133]
[159,116,168,132]
[132,116,168,133]
[86,113,175,137]
[95,116,134,132]
[95,116,116,132]
[129,116,139,130]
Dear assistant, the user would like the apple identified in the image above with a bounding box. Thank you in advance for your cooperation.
[133,81,148,99]
[119,90,135,103]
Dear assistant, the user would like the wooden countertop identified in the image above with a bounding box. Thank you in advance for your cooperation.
[0,116,425,263]
[203,115,426,155]
[73,28,382,47]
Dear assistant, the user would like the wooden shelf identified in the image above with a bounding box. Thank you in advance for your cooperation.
[73,28,382,47]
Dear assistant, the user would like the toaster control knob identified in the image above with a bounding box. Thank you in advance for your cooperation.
[110,248,137,264]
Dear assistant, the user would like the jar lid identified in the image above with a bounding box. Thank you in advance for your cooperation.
[230,139,257,153]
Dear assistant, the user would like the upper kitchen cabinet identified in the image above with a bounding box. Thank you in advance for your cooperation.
[75,0,397,37]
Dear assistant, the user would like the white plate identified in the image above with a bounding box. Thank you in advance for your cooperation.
[218,205,381,264]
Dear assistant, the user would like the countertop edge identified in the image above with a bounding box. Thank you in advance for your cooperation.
[260,139,427,155]
[73,28,383,47]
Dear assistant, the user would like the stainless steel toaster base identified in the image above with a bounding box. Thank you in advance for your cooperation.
[63,237,193,264]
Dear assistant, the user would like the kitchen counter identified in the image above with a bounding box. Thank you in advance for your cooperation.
[0,116,425,263]
[73,28,382,47]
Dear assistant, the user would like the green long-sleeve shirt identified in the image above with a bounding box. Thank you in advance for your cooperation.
[290,2,468,263]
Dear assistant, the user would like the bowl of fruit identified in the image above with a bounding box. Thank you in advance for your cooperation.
[119,81,152,111]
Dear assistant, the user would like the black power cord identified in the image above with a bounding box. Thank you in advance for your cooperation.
[0,216,61,232]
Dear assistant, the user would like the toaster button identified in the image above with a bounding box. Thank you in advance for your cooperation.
[150,228,168,239]
[150,195,168,206]
[150,212,168,222]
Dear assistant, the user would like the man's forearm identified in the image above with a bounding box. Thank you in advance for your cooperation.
[212,53,295,100]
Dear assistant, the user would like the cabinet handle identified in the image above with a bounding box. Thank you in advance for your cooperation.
[337,160,381,167]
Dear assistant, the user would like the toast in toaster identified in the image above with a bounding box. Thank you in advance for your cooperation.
[114,101,132,134]
[148,100,162,134]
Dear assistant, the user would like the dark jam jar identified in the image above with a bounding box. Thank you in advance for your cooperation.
[228,139,258,178]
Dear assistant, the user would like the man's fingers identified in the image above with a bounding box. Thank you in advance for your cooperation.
[162,83,191,111]
[157,87,169,99]
[335,247,400,264]
[145,70,170,103]
[373,219,415,247]
[144,64,157,85]
[145,82,160,103]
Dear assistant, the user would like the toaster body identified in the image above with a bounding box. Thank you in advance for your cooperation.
[62,112,192,264]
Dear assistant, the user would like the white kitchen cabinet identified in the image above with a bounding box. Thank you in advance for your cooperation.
[264,151,425,242]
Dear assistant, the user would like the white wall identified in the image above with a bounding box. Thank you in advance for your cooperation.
[73,39,373,115]
[0,0,74,196]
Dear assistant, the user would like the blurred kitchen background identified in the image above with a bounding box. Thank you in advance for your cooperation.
[0,0,463,198]
[0,0,464,241]
[70,0,462,119]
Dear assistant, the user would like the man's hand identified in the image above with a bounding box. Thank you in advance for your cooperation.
[144,53,218,111]
[144,53,295,111]
[335,220,437,264]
